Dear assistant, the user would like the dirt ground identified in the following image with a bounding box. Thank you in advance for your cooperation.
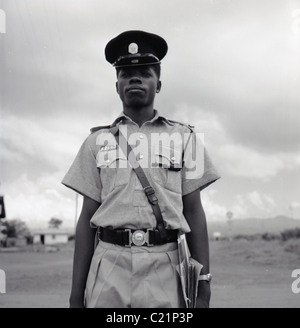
[0,238,299,308]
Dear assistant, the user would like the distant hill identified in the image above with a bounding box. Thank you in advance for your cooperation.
[207,215,300,238]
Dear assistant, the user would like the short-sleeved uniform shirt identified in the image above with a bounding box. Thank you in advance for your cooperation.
[62,110,220,233]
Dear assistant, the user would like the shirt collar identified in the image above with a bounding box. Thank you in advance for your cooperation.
[111,109,174,126]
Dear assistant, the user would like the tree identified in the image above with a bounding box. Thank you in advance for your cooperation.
[48,217,63,229]
[1,219,31,238]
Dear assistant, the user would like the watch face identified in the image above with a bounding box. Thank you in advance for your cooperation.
[207,273,212,282]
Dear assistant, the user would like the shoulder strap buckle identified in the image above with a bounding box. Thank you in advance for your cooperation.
[144,186,158,205]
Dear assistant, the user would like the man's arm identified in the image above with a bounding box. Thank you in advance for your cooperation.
[69,196,100,308]
[182,188,211,308]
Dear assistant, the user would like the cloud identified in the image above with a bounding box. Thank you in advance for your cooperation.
[2,0,300,155]
[165,105,300,180]
[1,0,300,227]
[159,1,300,154]
[201,188,228,221]
[290,201,300,209]
[233,191,277,218]
[0,114,88,180]
[247,191,276,209]
[1,173,80,229]
[217,143,300,179]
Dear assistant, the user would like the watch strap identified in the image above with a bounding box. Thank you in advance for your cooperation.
[198,273,212,282]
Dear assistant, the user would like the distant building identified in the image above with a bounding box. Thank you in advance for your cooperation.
[213,231,221,241]
[33,228,69,245]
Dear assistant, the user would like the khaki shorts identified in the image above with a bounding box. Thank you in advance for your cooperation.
[85,240,185,308]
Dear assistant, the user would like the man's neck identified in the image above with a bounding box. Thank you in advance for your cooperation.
[123,106,155,127]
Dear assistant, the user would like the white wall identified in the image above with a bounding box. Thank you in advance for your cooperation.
[34,234,68,245]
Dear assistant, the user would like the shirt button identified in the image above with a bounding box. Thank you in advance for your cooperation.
[171,157,176,162]
[139,135,144,139]
[139,154,144,160]
[105,159,110,164]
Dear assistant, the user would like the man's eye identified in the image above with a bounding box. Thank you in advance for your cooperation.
[120,73,130,78]
[119,70,151,78]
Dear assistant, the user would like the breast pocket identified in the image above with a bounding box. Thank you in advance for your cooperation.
[97,150,130,192]
[151,146,182,193]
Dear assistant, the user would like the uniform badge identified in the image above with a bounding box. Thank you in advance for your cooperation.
[100,144,118,152]
[128,43,138,54]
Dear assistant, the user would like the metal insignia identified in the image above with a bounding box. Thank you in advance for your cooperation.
[128,43,138,54]
[132,230,146,246]
[100,144,118,152]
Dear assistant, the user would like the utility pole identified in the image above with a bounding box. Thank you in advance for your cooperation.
[288,204,294,220]
[226,211,233,242]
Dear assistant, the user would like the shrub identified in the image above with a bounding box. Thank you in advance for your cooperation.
[281,228,300,241]
[233,234,260,241]
[261,233,280,241]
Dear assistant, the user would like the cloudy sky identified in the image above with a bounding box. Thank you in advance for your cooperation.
[1,0,300,230]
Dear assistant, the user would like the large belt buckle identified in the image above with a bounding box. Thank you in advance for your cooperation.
[132,230,147,246]
[125,229,153,247]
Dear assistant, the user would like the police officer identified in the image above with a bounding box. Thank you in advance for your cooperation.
[62,30,220,308]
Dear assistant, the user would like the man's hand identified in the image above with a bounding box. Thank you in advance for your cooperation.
[196,281,211,308]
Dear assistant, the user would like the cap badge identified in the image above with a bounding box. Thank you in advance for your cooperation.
[128,43,138,54]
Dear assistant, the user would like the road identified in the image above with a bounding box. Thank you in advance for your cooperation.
[0,239,299,308]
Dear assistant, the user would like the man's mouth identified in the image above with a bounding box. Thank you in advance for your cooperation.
[127,86,145,92]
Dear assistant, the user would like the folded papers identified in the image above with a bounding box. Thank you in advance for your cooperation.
[177,233,203,308]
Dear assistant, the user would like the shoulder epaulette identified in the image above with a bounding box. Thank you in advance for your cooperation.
[90,124,112,134]
[166,119,194,132]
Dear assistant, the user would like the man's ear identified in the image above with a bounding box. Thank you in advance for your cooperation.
[116,81,119,94]
[156,81,162,93]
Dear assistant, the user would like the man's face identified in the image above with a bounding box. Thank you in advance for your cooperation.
[116,66,161,108]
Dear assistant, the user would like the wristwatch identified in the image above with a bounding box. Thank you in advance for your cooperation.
[198,273,212,282]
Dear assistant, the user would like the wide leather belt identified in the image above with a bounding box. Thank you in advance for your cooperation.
[98,227,178,247]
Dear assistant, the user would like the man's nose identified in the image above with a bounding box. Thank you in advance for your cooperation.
[129,75,142,84]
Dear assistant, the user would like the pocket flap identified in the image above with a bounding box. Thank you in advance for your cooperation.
[154,146,182,168]
[97,150,127,168]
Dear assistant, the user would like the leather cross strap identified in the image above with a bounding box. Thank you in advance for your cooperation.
[110,124,167,243]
